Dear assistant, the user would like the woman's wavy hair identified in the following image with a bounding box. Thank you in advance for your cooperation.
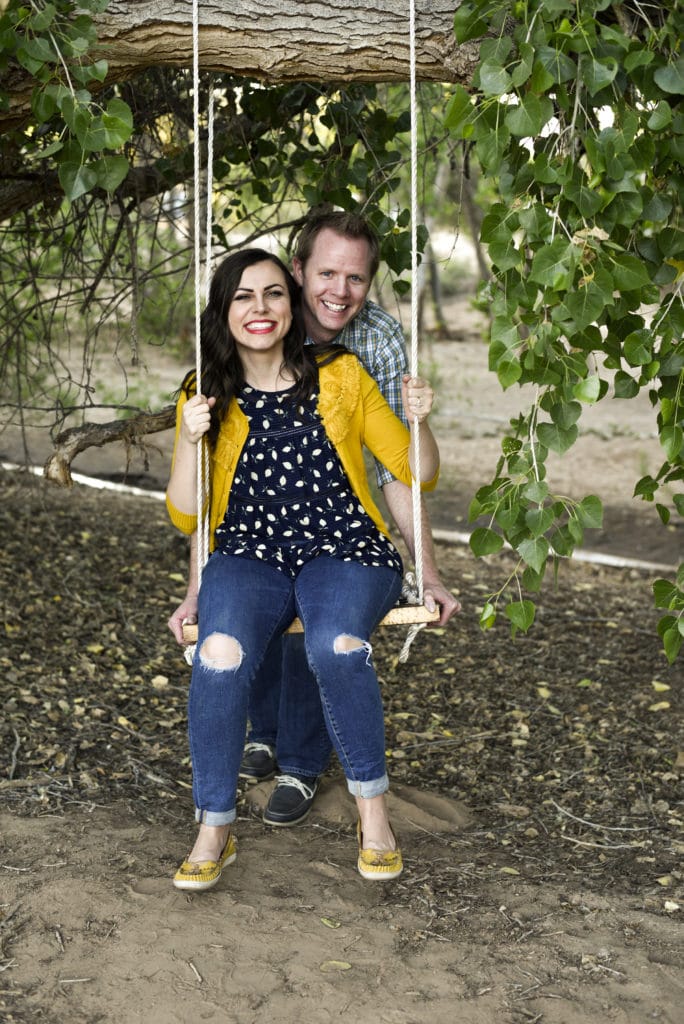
[181,248,344,445]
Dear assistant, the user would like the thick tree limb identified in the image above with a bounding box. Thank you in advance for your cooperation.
[2,1,477,132]
[44,406,176,488]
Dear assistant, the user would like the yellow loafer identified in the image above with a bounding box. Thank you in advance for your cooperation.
[173,834,237,892]
[356,820,403,881]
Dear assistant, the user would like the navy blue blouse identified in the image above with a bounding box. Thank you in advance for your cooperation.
[214,385,403,579]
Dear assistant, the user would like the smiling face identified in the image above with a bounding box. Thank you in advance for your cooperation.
[228,260,293,357]
[291,228,373,343]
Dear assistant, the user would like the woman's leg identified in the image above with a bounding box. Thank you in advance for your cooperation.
[294,558,401,851]
[186,553,295,860]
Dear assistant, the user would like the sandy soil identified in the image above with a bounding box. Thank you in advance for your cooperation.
[1,297,682,1024]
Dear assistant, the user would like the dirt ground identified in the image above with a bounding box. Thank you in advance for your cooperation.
[1,301,683,1023]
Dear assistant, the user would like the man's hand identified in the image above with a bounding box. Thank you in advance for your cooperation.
[423,577,461,627]
[167,592,198,645]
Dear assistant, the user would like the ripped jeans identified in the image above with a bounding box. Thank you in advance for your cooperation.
[188,553,402,825]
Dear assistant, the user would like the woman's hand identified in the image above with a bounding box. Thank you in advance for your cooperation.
[181,394,216,444]
[402,375,434,424]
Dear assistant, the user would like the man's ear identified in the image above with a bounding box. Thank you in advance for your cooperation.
[291,257,303,285]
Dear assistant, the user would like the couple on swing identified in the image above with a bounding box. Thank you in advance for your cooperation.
[166,210,459,891]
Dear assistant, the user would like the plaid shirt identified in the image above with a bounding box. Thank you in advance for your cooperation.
[328,300,408,488]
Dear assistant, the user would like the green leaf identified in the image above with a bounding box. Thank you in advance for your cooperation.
[92,154,130,192]
[576,495,603,529]
[517,537,550,575]
[478,60,512,97]
[537,421,578,455]
[511,42,535,88]
[523,480,549,503]
[647,100,673,131]
[654,58,684,95]
[660,425,684,462]
[529,239,578,290]
[610,253,651,291]
[504,600,536,633]
[525,506,555,538]
[613,371,639,398]
[657,502,671,525]
[580,55,619,95]
[573,376,601,404]
[444,86,472,132]
[470,527,504,557]
[564,282,605,331]
[496,355,522,389]
[505,95,553,137]
[453,4,487,45]
[102,97,134,147]
[565,183,603,218]
[661,621,682,664]
[479,602,497,630]
[634,475,658,501]
[623,329,653,367]
[550,400,581,429]
[653,579,678,609]
[58,160,98,202]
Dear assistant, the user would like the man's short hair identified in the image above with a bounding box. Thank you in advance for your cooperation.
[294,210,381,280]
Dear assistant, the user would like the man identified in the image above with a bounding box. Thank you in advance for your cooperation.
[168,210,460,825]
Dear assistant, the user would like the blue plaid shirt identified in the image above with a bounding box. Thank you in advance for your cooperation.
[320,300,408,488]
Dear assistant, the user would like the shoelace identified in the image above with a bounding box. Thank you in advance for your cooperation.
[244,742,275,756]
[273,774,317,800]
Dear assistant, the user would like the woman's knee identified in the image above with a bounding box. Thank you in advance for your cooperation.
[333,633,371,657]
[199,632,243,671]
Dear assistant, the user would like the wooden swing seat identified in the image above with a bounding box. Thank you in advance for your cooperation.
[181,602,438,643]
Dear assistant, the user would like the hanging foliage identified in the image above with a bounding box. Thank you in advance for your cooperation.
[445,0,684,661]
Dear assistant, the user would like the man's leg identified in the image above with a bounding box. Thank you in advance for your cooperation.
[240,638,283,782]
[262,633,333,826]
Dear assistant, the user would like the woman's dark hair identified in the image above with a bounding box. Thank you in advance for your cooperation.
[181,248,344,444]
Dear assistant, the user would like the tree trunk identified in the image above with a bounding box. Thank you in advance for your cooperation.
[2,0,479,133]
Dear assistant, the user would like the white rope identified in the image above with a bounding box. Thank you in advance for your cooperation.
[191,1,214,593]
[398,0,426,663]
[191,0,206,593]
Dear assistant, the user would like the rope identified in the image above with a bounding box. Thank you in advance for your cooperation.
[397,0,426,663]
[191,1,214,592]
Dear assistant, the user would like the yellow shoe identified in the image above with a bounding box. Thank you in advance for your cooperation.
[356,820,403,880]
[173,834,237,892]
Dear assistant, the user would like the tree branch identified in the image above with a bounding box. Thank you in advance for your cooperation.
[43,406,176,488]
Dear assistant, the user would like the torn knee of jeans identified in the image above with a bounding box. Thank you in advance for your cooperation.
[334,634,372,661]
[199,632,243,670]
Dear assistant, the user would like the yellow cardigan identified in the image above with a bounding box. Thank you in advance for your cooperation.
[166,353,438,549]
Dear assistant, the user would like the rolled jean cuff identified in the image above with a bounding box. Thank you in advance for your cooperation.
[195,807,236,826]
[345,773,389,799]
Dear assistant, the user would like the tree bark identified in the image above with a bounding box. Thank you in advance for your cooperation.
[2,1,478,132]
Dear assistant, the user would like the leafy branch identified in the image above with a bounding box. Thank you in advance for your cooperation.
[1,0,132,200]
[446,0,684,660]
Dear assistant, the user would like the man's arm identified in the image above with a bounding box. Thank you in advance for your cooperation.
[168,532,199,644]
[382,479,460,627]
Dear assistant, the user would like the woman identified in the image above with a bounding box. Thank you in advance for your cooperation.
[166,248,439,891]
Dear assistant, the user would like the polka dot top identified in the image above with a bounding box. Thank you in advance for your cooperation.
[214,384,403,580]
